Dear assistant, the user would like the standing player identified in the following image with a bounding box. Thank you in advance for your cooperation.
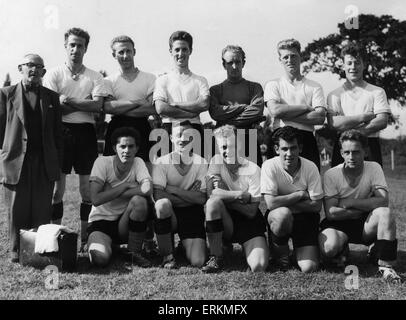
[327,42,390,167]
[153,31,209,156]
[152,121,208,268]
[43,27,107,249]
[319,130,401,283]
[103,35,157,161]
[261,126,323,272]
[209,45,264,166]
[203,125,268,273]
[87,127,152,267]
[264,39,326,170]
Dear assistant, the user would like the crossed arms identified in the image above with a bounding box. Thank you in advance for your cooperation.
[264,190,322,214]
[153,180,207,207]
[104,93,158,117]
[324,188,388,221]
[206,175,259,219]
[60,94,104,115]
[267,100,326,126]
[155,96,209,119]
[327,112,388,136]
[90,177,152,206]
[209,85,264,127]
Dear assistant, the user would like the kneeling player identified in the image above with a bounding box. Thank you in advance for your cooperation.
[87,127,152,267]
[319,130,401,283]
[152,121,208,268]
[203,125,269,273]
[261,126,323,272]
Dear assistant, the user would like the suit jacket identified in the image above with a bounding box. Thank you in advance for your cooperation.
[0,82,62,184]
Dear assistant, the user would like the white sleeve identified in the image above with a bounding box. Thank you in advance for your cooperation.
[103,78,114,97]
[323,169,339,198]
[89,157,107,183]
[306,164,324,200]
[153,75,167,102]
[135,158,152,183]
[92,73,108,97]
[42,69,59,93]
[198,76,210,98]
[197,162,208,192]
[370,162,388,192]
[373,88,391,114]
[248,166,262,202]
[263,80,280,103]
[326,91,343,115]
[152,160,167,188]
[312,84,326,109]
[260,161,278,196]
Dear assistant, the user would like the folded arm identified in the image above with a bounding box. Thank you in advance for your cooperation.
[324,196,365,221]
[263,191,306,211]
[357,113,388,136]
[63,95,104,113]
[266,100,311,119]
[90,179,138,206]
[291,107,326,125]
[165,184,207,205]
[153,185,191,207]
[172,95,209,113]
[338,188,388,213]
[327,112,375,132]
[155,99,199,118]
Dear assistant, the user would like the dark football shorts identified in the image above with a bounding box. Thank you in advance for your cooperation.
[87,219,122,244]
[61,122,98,175]
[173,205,206,241]
[265,210,320,248]
[319,212,372,245]
[87,198,155,244]
[228,209,267,245]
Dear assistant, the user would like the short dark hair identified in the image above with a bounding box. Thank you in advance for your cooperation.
[221,45,246,64]
[64,27,90,47]
[110,35,135,52]
[272,126,303,146]
[339,129,368,149]
[169,31,193,50]
[111,127,141,148]
[340,41,366,62]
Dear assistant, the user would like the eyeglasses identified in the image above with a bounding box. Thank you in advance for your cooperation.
[20,62,45,69]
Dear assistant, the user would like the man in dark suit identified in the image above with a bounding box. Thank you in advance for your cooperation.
[0,54,62,262]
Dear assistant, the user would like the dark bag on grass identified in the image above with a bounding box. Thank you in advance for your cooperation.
[19,228,78,272]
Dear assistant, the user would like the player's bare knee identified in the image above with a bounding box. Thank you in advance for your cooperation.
[298,260,318,273]
[205,197,223,220]
[155,198,172,219]
[88,248,111,267]
[128,196,148,220]
[269,209,292,236]
[321,240,341,258]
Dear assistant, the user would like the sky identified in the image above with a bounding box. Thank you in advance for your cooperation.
[0,0,405,135]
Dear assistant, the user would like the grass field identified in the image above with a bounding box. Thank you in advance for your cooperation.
[1,159,406,300]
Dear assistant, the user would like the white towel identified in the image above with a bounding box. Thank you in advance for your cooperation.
[34,224,74,254]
